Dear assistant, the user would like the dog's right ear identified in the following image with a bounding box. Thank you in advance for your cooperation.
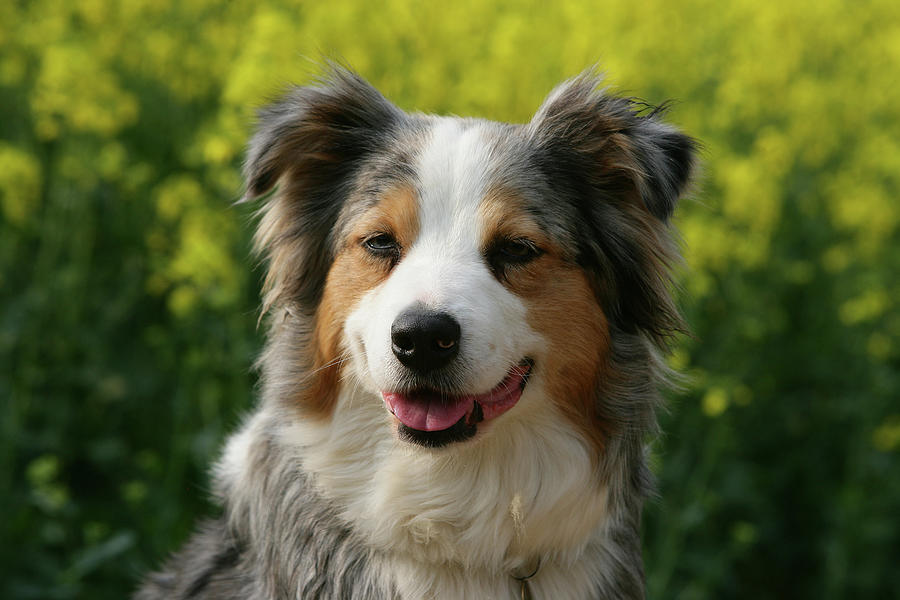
[241,66,403,202]
[242,68,403,313]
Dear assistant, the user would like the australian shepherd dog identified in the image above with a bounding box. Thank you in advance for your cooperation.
[137,66,696,600]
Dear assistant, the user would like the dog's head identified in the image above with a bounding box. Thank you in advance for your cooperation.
[243,67,695,451]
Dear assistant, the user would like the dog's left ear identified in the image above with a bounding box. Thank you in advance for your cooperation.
[529,72,698,341]
[530,71,697,222]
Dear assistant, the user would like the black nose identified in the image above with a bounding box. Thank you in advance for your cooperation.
[391,305,461,373]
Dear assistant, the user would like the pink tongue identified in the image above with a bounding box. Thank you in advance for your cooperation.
[382,391,473,432]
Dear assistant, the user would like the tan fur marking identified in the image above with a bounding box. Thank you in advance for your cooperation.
[300,186,420,417]
[480,192,611,452]
[479,190,553,252]
[348,185,420,252]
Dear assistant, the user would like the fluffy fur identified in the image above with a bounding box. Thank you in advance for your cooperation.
[136,66,696,600]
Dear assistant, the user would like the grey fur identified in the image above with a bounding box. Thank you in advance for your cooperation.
[136,66,696,599]
[136,451,395,600]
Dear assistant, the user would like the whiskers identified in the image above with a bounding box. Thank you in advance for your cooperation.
[301,352,352,383]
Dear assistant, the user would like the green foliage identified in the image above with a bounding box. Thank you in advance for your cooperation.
[1,1,897,597]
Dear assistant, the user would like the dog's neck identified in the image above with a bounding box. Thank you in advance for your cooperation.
[293,383,607,560]
[216,383,643,598]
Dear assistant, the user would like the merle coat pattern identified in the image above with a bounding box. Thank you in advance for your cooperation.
[136,67,696,600]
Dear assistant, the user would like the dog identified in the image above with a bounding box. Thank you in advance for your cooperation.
[136,66,696,600]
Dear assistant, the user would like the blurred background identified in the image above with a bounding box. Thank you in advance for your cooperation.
[1,0,898,598]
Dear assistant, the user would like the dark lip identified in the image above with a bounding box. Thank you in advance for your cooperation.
[393,358,534,399]
[391,358,534,448]
[397,417,477,447]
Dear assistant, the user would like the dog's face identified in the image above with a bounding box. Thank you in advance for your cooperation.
[341,119,602,447]
[244,68,695,451]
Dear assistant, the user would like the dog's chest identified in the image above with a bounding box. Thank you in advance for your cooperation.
[384,548,611,600]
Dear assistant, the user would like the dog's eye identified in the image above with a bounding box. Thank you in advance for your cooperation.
[494,238,542,263]
[488,238,542,277]
[363,233,400,256]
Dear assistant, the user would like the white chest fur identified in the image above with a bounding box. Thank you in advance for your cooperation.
[229,383,616,599]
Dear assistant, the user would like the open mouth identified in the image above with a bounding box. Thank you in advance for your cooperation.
[381,359,534,447]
